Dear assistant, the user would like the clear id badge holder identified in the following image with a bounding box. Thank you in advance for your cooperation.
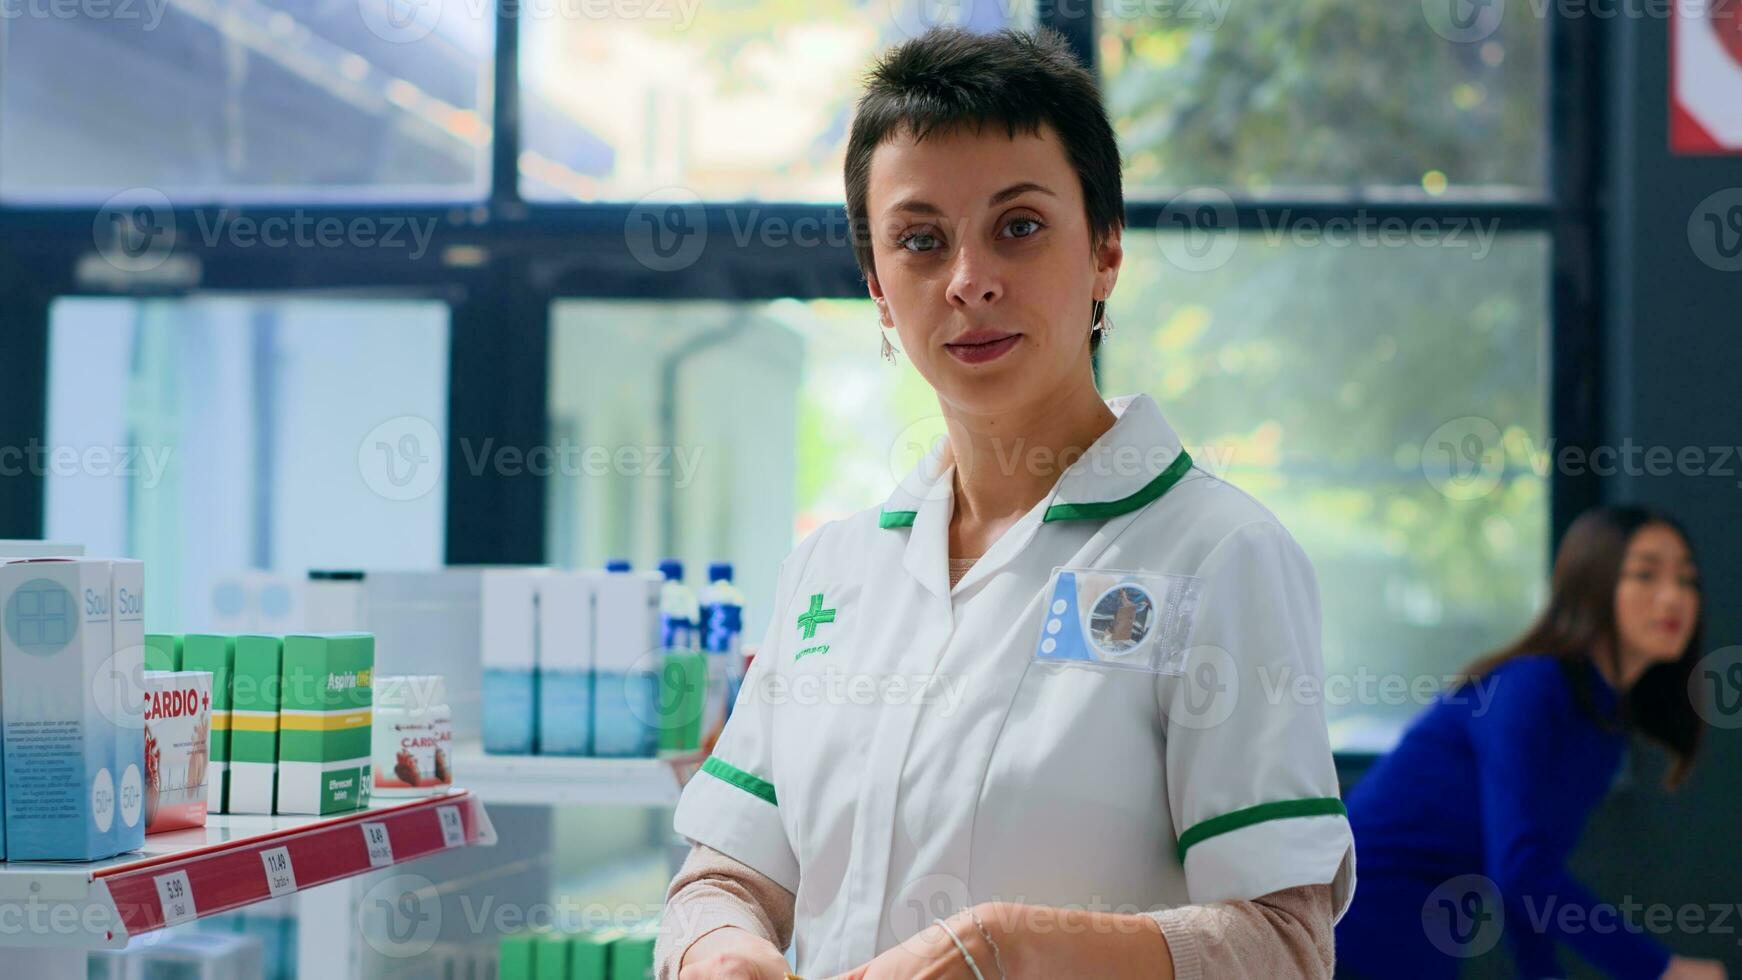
[1033,566,1203,675]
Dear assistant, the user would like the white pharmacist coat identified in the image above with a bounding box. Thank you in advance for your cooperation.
[672,393,1356,978]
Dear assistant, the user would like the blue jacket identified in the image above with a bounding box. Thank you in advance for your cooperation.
[1335,654,1671,979]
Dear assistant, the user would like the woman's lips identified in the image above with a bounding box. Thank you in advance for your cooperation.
[944,332,1022,365]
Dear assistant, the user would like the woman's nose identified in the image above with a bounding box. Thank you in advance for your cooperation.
[946,245,1003,308]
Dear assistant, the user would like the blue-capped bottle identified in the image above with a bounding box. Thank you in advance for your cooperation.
[699,562,746,729]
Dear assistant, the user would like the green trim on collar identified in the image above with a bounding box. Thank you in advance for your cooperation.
[1043,449,1195,523]
[879,510,918,529]
[1175,797,1347,863]
[701,756,778,806]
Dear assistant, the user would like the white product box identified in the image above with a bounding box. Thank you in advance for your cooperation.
[0,558,122,860]
[593,571,663,674]
[480,569,544,754]
[536,571,601,755]
[111,558,147,850]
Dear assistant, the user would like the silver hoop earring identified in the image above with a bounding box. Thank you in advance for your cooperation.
[880,331,898,364]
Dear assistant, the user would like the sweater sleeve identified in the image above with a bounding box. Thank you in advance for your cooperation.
[654,842,796,980]
[1149,884,1335,980]
[1469,663,1671,979]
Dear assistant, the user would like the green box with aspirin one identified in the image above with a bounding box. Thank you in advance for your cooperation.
[275,633,372,814]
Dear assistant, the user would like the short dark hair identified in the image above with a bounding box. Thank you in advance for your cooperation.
[844,26,1125,346]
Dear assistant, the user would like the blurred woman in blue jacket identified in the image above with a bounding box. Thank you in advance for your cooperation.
[1335,506,1721,980]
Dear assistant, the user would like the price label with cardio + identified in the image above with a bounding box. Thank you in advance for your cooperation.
[261,846,297,897]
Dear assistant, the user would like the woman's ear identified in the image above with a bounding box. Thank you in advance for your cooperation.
[868,272,892,327]
[1094,225,1125,300]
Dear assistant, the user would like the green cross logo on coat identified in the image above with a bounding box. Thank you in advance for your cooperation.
[796,593,836,639]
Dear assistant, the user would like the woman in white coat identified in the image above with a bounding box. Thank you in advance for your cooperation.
[656,26,1355,980]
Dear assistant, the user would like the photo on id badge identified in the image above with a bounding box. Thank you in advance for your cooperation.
[1034,567,1203,674]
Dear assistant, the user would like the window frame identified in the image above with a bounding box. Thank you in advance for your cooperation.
[0,2,1605,564]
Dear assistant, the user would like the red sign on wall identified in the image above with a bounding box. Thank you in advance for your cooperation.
[1673,0,1742,152]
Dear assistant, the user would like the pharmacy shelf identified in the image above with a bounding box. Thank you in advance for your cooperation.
[453,747,706,807]
[0,790,495,950]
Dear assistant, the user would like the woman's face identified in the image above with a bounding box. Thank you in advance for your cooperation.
[1613,522,1700,670]
[864,121,1121,416]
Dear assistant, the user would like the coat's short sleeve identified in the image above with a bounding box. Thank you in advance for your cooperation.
[672,532,822,893]
[1159,520,1357,921]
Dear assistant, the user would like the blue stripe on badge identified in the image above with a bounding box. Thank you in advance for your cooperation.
[1037,571,1093,661]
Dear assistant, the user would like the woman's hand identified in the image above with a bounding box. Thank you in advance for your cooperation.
[1662,956,1728,980]
[829,902,1171,980]
[678,926,791,980]
[826,909,999,980]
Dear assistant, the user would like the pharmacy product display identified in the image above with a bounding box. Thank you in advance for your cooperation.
[656,560,707,755]
[483,569,545,754]
[182,634,237,812]
[593,565,664,758]
[538,572,598,756]
[482,560,741,761]
[142,669,212,833]
[145,631,183,671]
[698,562,746,732]
[147,631,377,819]
[112,557,148,853]
[499,923,657,980]
[277,633,375,814]
[373,674,454,796]
[229,634,285,813]
[0,558,130,860]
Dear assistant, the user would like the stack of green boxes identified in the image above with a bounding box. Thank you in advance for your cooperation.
[141,632,373,817]
[499,924,656,980]
[230,635,284,814]
[182,635,237,812]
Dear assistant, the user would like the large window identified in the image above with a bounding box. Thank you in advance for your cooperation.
[0,2,493,202]
[1102,2,1547,197]
[4,2,1590,749]
[1105,232,1552,746]
[546,299,805,638]
[518,2,1032,201]
[45,297,449,630]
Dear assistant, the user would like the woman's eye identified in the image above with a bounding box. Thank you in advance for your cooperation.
[1004,217,1042,238]
[898,231,940,252]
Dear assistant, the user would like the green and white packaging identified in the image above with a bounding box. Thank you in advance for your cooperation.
[229,635,283,814]
[182,634,236,813]
[276,633,373,814]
